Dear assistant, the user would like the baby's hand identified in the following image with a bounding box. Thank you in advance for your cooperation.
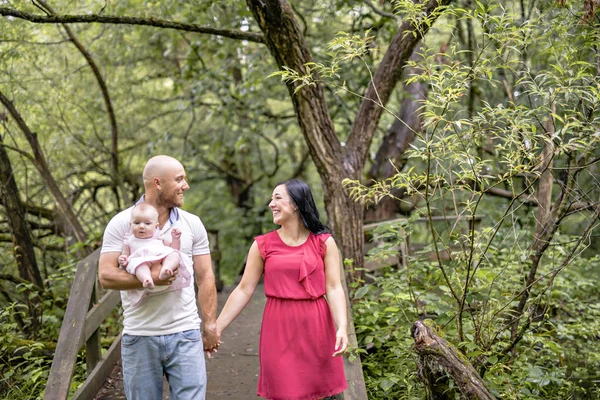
[118,255,129,267]
[171,227,182,239]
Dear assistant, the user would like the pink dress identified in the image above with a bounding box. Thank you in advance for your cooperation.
[123,233,192,306]
[255,230,347,400]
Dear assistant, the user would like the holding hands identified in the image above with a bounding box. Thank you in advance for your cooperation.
[202,323,221,358]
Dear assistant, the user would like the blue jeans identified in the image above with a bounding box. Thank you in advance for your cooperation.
[121,329,206,400]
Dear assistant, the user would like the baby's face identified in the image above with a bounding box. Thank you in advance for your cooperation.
[130,211,158,239]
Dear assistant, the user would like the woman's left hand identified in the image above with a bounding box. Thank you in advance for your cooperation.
[332,328,348,357]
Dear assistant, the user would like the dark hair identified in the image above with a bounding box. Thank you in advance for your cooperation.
[278,178,331,234]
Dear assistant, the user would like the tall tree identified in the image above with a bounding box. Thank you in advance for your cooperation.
[246,0,453,281]
[0,133,43,336]
[0,138,43,288]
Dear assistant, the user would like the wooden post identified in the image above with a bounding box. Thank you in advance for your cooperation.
[72,290,122,399]
[85,280,101,373]
[340,255,368,400]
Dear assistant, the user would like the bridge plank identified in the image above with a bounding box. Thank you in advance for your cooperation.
[84,290,121,343]
[86,283,101,373]
[362,215,482,232]
[44,249,101,400]
[72,333,122,400]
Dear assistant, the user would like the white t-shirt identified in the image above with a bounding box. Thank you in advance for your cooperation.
[101,206,210,336]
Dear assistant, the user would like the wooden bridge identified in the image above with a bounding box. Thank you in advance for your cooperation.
[43,229,368,400]
[44,219,473,400]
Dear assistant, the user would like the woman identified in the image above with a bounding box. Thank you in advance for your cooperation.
[217,179,348,400]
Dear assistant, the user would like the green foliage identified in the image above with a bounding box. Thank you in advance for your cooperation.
[354,229,600,398]
[343,0,600,397]
[351,268,426,399]
[0,305,51,400]
[0,255,120,399]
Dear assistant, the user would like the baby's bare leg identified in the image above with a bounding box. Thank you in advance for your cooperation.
[135,263,154,288]
[159,252,181,280]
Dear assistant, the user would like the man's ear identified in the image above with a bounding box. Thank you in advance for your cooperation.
[153,177,161,190]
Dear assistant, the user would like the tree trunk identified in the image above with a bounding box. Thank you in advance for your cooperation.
[0,135,44,336]
[345,0,453,167]
[510,113,556,341]
[245,0,363,280]
[0,90,88,244]
[412,320,497,400]
[0,139,43,288]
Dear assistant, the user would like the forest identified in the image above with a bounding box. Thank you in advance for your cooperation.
[1,0,599,398]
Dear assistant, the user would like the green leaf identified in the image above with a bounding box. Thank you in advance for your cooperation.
[379,379,396,392]
[354,286,369,299]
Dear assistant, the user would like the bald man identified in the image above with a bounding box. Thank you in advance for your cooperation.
[99,155,218,400]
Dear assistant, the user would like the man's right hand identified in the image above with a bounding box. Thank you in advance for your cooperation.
[150,262,178,286]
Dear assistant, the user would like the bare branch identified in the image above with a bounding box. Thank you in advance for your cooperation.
[0,7,265,43]
[363,0,397,19]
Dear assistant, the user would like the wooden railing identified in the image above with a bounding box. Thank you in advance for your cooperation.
[43,248,122,400]
[363,215,483,271]
[44,231,222,400]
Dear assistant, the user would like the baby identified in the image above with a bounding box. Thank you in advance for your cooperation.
[118,203,190,299]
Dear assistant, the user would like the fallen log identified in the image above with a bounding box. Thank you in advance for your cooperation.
[411,320,496,400]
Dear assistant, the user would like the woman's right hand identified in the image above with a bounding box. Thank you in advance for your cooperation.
[332,327,348,357]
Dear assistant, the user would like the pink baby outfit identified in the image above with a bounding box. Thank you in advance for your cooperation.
[255,230,347,400]
[124,232,192,306]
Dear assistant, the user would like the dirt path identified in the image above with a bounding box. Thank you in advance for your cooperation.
[94,284,265,399]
